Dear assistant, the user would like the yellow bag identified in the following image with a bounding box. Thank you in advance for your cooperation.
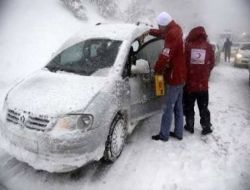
[155,75,165,96]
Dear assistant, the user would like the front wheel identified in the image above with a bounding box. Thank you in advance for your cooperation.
[104,114,127,162]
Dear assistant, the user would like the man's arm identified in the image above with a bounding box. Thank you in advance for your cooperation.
[154,29,181,73]
[149,29,164,39]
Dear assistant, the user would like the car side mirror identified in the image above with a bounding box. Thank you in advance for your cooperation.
[131,59,150,75]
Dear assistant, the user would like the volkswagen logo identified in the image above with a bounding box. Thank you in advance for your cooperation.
[19,115,26,126]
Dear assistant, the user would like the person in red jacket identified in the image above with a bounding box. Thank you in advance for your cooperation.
[184,26,215,135]
[142,12,187,141]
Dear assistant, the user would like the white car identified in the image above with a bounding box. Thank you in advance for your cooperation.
[234,43,250,68]
[231,43,240,57]
[0,23,165,173]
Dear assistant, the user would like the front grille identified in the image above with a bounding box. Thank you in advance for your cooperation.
[242,60,249,63]
[6,109,51,132]
[6,109,20,125]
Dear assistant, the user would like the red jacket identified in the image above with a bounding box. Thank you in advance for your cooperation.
[149,21,186,85]
[185,26,215,92]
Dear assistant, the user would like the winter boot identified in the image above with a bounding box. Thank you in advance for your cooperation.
[152,134,168,142]
[184,125,194,134]
[201,127,213,135]
[169,132,183,140]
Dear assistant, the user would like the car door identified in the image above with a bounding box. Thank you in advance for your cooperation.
[124,38,164,122]
[123,40,148,121]
[135,38,165,116]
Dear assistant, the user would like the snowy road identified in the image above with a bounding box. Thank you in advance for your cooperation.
[0,63,250,190]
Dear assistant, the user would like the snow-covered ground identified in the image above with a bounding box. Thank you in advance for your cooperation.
[0,63,249,190]
[1,1,250,190]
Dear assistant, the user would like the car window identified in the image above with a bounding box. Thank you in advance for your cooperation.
[46,39,122,76]
[61,42,84,65]
[122,39,164,78]
[136,39,164,68]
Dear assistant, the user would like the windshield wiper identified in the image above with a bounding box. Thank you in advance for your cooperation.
[46,65,59,72]
[46,61,61,72]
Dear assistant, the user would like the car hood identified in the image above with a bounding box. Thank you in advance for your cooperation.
[6,69,109,116]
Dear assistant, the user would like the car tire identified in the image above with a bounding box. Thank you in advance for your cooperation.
[103,113,127,162]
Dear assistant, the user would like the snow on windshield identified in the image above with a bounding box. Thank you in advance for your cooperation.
[46,39,122,77]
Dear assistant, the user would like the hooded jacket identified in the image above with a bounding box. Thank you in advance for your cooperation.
[185,26,215,92]
[149,21,187,85]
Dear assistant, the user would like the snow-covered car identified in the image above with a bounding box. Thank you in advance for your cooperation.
[0,23,165,173]
[234,43,250,68]
[231,42,240,57]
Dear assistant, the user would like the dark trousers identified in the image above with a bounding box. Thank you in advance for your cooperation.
[224,50,231,62]
[183,91,211,130]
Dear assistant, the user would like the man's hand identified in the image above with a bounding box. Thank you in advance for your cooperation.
[142,30,150,37]
[139,30,150,44]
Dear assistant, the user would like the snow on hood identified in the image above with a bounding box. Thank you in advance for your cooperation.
[6,69,109,116]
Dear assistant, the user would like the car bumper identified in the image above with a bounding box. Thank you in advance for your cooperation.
[0,122,106,173]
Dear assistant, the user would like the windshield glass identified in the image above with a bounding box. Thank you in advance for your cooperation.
[240,44,250,50]
[46,39,122,76]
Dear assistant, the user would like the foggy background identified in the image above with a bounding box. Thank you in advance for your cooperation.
[61,0,250,42]
[117,0,250,41]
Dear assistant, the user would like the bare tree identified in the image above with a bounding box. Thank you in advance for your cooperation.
[61,0,87,20]
[62,0,118,20]
[91,0,118,18]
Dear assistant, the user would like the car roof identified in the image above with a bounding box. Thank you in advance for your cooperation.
[234,42,250,46]
[58,23,150,53]
[240,42,250,46]
[79,23,149,40]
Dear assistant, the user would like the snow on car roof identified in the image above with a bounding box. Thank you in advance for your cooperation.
[58,23,150,53]
[77,23,149,41]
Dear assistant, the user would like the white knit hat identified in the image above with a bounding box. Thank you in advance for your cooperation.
[156,12,173,26]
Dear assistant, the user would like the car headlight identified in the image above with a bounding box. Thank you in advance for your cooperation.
[77,114,94,131]
[236,53,242,59]
[52,114,94,132]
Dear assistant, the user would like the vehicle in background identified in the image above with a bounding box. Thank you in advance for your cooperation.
[248,60,250,86]
[234,43,250,68]
[231,43,240,57]
[210,42,221,65]
[0,23,165,173]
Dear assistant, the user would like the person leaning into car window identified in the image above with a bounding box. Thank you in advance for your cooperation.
[141,12,187,142]
[183,26,215,135]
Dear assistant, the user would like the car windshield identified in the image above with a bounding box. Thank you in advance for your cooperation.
[45,39,122,76]
[240,44,250,50]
